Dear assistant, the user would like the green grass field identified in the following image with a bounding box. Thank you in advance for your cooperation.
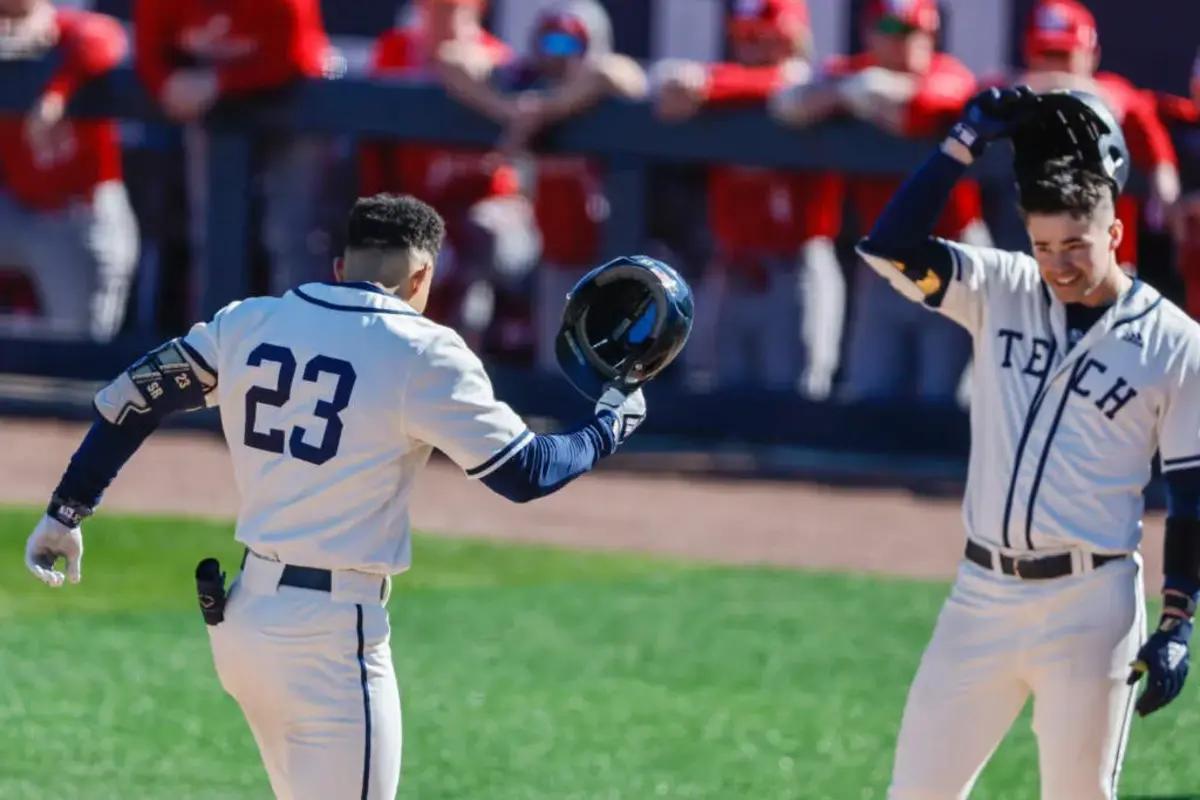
[1,507,1198,799]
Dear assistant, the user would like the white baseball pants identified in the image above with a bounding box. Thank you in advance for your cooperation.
[889,552,1144,800]
[0,180,138,341]
[207,552,401,799]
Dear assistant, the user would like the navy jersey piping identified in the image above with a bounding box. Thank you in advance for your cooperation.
[356,604,371,800]
[465,429,534,477]
[1111,296,1162,331]
[319,280,395,297]
[178,339,217,377]
[1164,454,1200,470]
[1001,337,1057,548]
[293,285,420,316]
[1024,355,1091,549]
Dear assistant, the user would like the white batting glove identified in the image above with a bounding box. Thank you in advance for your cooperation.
[25,514,84,587]
[595,385,646,446]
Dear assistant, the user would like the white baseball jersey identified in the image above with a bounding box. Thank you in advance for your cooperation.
[180,281,533,574]
[930,241,1200,554]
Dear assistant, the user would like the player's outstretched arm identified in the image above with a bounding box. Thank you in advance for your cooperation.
[24,338,217,587]
[479,385,644,503]
[1127,468,1200,716]
[858,86,1036,306]
[404,329,647,505]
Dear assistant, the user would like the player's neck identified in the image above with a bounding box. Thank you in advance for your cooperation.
[1081,265,1133,308]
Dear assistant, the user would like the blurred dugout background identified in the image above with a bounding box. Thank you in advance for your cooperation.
[0,0,1197,473]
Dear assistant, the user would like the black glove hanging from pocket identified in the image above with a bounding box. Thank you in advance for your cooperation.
[195,558,227,626]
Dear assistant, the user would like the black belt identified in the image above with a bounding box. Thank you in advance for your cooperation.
[243,548,332,592]
[965,539,1126,580]
[279,564,332,592]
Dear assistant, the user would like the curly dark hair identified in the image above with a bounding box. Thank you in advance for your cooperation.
[346,194,445,255]
[1016,156,1116,219]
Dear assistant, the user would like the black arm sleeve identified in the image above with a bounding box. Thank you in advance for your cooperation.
[858,148,971,307]
[50,338,216,513]
[1164,468,1200,597]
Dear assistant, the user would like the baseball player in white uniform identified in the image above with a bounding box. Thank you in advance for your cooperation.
[858,87,1200,799]
[22,194,650,799]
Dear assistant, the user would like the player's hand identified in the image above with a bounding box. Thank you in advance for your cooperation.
[651,60,707,122]
[836,67,914,127]
[948,85,1038,158]
[1126,614,1191,717]
[24,514,84,588]
[498,91,548,156]
[595,384,646,446]
[23,91,74,168]
[160,69,220,123]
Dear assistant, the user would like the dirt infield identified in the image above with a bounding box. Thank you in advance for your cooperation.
[0,417,1165,581]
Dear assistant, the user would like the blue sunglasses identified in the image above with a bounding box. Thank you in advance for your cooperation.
[538,30,587,58]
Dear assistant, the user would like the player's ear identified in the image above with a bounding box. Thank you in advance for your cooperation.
[409,261,431,296]
[1109,217,1124,254]
[332,257,345,282]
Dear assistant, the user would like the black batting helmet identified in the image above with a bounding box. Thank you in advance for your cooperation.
[1012,89,1130,193]
[555,255,694,401]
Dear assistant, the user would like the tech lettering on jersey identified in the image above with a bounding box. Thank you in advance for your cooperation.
[997,328,1139,421]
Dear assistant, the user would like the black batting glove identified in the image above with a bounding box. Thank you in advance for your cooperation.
[947,85,1038,158]
[1127,588,1196,717]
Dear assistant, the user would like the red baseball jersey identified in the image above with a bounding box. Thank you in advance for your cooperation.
[1156,93,1200,317]
[534,155,605,267]
[704,62,842,262]
[0,9,125,211]
[133,0,329,99]
[825,52,982,237]
[358,25,517,220]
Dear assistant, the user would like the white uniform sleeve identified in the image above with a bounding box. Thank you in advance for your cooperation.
[938,241,1036,336]
[177,300,241,408]
[403,331,533,478]
[1158,338,1200,474]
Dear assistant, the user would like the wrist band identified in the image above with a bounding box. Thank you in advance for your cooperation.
[47,495,94,528]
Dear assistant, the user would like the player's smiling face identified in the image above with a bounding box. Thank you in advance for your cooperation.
[1028,204,1124,306]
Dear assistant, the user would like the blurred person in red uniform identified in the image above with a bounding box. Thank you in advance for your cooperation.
[1017,0,1180,272]
[437,0,647,371]
[0,0,137,341]
[1157,53,1200,318]
[651,0,844,397]
[361,0,541,347]
[772,0,986,404]
[134,0,334,302]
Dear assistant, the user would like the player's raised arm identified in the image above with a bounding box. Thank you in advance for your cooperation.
[406,256,691,504]
[856,86,1037,322]
[23,317,225,587]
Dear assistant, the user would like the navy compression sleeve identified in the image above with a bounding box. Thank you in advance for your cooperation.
[1165,468,1200,596]
[480,414,618,503]
[859,149,972,307]
[51,337,214,513]
[868,149,971,250]
[52,414,160,509]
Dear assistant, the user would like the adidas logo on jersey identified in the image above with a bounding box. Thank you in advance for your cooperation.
[1120,330,1144,348]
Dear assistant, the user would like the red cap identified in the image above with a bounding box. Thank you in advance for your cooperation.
[865,0,939,34]
[533,11,591,56]
[728,0,810,42]
[1025,0,1098,55]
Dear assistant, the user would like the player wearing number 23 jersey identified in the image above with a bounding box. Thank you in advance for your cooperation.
[23,195,648,799]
